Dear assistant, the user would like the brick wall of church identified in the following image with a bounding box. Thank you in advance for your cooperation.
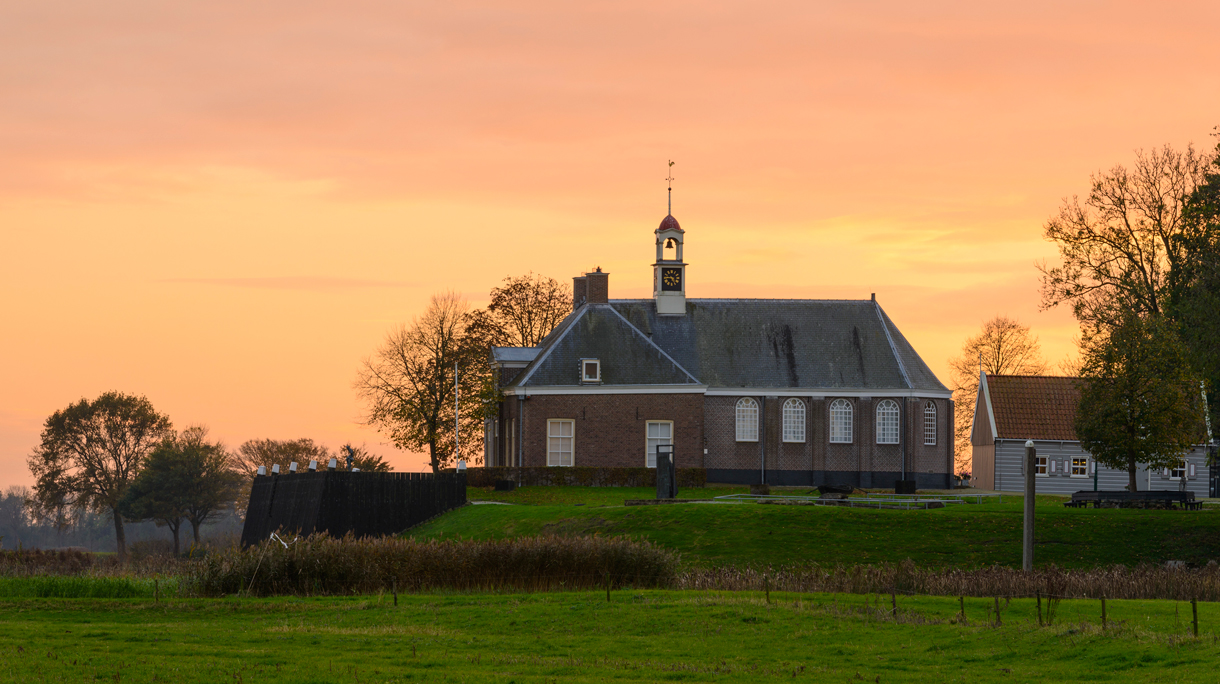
[502,393,704,469]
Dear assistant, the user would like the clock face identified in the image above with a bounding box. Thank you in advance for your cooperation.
[661,267,682,291]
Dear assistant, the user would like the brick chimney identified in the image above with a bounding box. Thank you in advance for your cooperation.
[585,267,608,304]
[572,276,587,311]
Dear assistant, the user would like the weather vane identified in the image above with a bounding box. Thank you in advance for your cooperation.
[666,160,675,215]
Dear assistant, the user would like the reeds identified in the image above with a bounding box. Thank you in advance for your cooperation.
[0,549,185,578]
[680,560,1220,601]
[0,575,164,599]
[182,534,680,597]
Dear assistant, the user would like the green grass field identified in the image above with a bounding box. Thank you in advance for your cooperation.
[409,487,1220,569]
[3,590,1219,682]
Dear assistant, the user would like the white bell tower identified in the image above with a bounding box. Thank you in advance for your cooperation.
[653,162,686,315]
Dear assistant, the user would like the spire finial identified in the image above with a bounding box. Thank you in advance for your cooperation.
[666,160,675,215]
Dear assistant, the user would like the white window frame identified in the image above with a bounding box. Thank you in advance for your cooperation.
[1170,459,1187,480]
[1070,456,1089,478]
[923,402,936,446]
[1035,455,1048,477]
[645,420,674,468]
[580,359,601,384]
[735,398,759,442]
[782,398,806,443]
[876,399,899,445]
[546,419,574,467]
[829,399,853,444]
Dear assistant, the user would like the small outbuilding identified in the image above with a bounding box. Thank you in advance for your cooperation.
[970,373,1212,496]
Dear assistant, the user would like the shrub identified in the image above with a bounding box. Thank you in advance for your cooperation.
[182,534,680,597]
[464,466,706,488]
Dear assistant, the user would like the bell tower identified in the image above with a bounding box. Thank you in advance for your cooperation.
[653,163,686,315]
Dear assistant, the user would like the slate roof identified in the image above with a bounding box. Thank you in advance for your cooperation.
[502,299,947,392]
[985,374,1082,440]
[492,347,540,364]
[511,305,701,387]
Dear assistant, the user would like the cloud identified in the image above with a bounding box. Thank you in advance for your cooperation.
[164,276,417,290]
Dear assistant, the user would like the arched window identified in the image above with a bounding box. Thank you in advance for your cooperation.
[735,398,759,442]
[876,399,899,444]
[829,399,853,443]
[923,401,937,445]
[782,398,806,443]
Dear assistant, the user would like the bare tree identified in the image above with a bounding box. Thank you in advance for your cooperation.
[1039,144,1214,329]
[355,292,486,472]
[947,316,1049,476]
[27,392,172,563]
[481,272,573,347]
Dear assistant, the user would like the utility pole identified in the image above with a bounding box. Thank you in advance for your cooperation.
[454,362,459,462]
[1023,440,1036,572]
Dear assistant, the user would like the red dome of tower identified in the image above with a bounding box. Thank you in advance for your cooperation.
[657,214,683,232]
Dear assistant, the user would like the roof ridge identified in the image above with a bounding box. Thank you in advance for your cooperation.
[873,302,911,389]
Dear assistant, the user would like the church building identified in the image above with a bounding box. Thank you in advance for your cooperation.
[484,210,955,488]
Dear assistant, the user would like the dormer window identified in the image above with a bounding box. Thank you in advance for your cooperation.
[581,359,601,383]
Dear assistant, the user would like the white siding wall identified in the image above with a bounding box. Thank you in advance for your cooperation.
[993,439,1209,497]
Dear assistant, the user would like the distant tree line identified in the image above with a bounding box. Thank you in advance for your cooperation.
[23,391,394,559]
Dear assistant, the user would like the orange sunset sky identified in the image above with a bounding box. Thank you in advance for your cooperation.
[2,1,1218,488]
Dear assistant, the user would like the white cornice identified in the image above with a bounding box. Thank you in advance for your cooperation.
[503,386,952,398]
[504,385,707,396]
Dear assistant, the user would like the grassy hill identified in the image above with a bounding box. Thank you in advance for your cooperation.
[407,487,1220,569]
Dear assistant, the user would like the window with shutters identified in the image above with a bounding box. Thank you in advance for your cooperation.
[1171,459,1187,480]
[645,421,673,468]
[923,402,936,445]
[782,399,806,443]
[876,399,899,445]
[1071,457,1089,477]
[830,399,853,444]
[735,398,759,442]
[547,419,574,467]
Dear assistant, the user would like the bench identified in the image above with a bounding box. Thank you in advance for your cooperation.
[1066,490,1201,510]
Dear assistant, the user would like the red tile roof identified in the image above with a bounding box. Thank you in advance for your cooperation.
[986,374,1082,441]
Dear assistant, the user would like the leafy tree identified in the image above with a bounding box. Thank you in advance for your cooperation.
[338,444,393,472]
[1075,313,1202,492]
[355,292,486,472]
[470,272,572,347]
[947,316,1049,476]
[1168,136,1220,435]
[118,445,188,555]
[27,392,172,563]
[121,427,243,553]
[1039,144,1213,329]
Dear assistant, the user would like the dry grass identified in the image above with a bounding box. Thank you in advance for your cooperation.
[182,533,680,597]
[681,560,1220,600]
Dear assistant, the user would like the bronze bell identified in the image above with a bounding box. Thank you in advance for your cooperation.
[665,238,675,249]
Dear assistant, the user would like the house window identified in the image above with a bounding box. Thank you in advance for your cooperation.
[1071,457,1089,477]
[581,359,600,383]
[1171,459,1187,480]
[736,398,759,442]
[782,398,806,443]
[646,421,673,468]
[547,419,574,467]
[923,402,936,445]
[830,399,853,444]
[876,399,899,445]
[1035,455,1047,476]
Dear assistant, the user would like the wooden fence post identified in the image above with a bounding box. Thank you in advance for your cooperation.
[1036,591,1042,627]
[1101,596,1106,630]
[1193,598,1199,638]
[994,596,1002,626]
[959,596,965,622]
[890,591,897,617]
